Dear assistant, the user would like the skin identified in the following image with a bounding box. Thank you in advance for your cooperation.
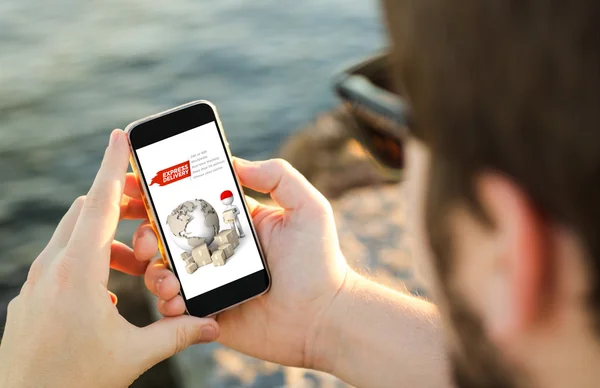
[0,129,451,388]
[0,130,219,388]
[2,129,599,387]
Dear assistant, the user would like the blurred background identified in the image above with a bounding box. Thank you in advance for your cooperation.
[0,1,424,386]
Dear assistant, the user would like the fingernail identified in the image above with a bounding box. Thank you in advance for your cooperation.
[156,277,164,293]
[108,291,118,306]
[132,227,148,248]
[198,326,217,343]
[109,129,122,147]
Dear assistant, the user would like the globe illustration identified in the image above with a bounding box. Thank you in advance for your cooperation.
[166,199,220,252]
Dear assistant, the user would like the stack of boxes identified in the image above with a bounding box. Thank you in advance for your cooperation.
[192,244,212,267]
[181,242,211,274]
[212,229,239,266]
[180,228,240,273]
[181,251,196,274]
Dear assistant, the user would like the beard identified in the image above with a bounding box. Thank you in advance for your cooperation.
[425,157,524,388]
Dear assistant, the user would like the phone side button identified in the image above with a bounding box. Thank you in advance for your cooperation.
[158,244,168,265]
[151,221,168,265]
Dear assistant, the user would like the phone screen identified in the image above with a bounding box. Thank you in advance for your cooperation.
[134,120,265,302]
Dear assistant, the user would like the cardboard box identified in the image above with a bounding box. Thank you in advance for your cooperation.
[186,262,198,274]
[212,249,227,266]
[187,237,206,249]
[192,243,212,267]
[184,256,195,266]
[223,209,236,224]
[219,243,234,258]
[181,251,192,262]
[215,229,239,248]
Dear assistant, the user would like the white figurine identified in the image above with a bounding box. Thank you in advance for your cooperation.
[220,190,245,238]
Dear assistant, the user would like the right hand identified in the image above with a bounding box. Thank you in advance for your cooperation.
[144,158,349,369]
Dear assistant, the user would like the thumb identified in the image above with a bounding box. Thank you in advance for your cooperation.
[233,157,325,211]
[138,316,219,365]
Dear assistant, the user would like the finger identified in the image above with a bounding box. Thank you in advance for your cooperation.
[44,196,86,253]
[244,195,279,216]
[243,195,280,237]
[157,296,186,317]
[244,195,261,214]
[136,316,219,365]
[68,129,129,261]
[124,173,142,199]
[145,258,175,296]
[120,195,148,220]
[155,274,182,301]
[110,241,149,276]
[233,158,325,211]
[133,221,158,261]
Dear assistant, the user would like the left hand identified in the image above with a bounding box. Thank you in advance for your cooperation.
[0,130,219,388]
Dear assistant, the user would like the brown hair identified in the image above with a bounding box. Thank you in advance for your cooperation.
[383,0,600,328]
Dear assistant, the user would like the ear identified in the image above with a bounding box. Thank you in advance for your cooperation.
[476,173,549,343]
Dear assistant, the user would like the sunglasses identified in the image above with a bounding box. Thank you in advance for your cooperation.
[333,52,409,178]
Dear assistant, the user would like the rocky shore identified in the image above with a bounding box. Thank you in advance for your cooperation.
[0,107,421,387]
[277,106,400,199]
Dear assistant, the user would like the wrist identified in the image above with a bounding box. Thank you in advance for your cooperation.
[305,267,363,373]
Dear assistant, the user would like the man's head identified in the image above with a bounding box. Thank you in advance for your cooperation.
[382,0,600,387]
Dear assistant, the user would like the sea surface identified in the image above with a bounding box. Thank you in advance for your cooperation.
[0,0,384,157]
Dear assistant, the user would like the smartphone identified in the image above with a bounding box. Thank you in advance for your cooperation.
[126,100,270,317]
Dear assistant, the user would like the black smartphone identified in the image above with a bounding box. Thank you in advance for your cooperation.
[126,100,270,317]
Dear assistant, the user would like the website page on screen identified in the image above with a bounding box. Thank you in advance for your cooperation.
[135,121,264,300]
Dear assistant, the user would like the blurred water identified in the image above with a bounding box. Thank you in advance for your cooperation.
[0,0,384,158]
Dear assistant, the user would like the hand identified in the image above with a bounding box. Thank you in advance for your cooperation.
[0,130,219,388]
[144,158,349,369]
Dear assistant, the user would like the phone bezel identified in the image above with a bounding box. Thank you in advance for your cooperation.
[126,100,270,317]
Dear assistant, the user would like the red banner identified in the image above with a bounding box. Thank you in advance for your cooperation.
[150,160,191,186]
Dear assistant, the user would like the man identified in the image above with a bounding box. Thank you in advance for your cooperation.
[1,1,599,387]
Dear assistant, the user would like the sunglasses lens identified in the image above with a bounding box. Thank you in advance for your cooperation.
[368,129,403,169]
[344,103,404,171]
